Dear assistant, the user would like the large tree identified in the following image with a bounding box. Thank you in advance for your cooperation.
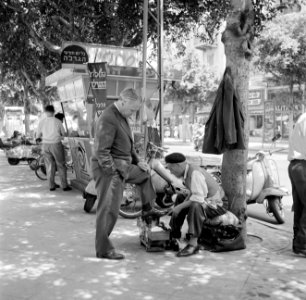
[1,0,303,244]
[254,10,306,136]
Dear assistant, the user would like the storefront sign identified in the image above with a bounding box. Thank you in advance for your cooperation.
[106,65,157,78]
[248,99,261,106]
[61,45,88,66]
[249,91,262,99]
[87,62,107,117]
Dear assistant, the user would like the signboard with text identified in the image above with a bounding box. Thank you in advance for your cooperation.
[61,45,88,68]
[87,62,108,117]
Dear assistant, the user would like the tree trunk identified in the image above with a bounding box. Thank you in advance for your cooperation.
[221,0,253,244]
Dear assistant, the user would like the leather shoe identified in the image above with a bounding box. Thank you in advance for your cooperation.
[63,186,72,191]
[84,195,97,213]
[293,247,306,257]
[55,183,60,188]
[142,207,169,218]
[168,239,180,252]
[98,250,125,260]
[176,244,200,257]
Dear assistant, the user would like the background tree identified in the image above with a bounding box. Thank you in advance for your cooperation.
[164,41,219,122]
[254,11,306,136]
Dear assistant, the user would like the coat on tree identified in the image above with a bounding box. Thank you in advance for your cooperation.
[202,67,246,154]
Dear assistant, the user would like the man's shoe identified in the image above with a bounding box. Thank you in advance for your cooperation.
[98,250,125,260]
[142,207,169,218]
[50,187,56,191]
[84,195,97,213]
[168,239,180,252]
[176,244,199,257]
[55,184,60,188]
[63,186,72,191]
[293,247,306,257]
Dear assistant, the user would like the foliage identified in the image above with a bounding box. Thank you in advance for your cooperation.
[254,11,306,87]
[0,0,303,108]
[165,50,218,107]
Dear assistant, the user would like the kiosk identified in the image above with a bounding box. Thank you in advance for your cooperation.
[46,42,159,191]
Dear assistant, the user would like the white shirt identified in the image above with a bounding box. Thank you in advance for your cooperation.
[183,164,208,204]
[288,113,306,161]
[37,116,65,144]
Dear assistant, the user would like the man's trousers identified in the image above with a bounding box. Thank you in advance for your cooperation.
[288,160,306,250]
[92,160,156,256]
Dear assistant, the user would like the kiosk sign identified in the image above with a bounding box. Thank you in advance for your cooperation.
[87,62,108,116]
[61,45,88,67]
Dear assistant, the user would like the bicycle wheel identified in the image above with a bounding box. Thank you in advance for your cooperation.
[35,156,47,181]
[28,159,38,171]
[119,184,142,219]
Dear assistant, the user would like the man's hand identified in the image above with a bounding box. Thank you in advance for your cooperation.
[137,161,150,173]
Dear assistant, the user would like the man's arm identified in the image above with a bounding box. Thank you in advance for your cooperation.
[36,120,43,139]
[94,114,116,172]
[189,170,208,204]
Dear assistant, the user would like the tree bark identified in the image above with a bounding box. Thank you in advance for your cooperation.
[221,0,253,244]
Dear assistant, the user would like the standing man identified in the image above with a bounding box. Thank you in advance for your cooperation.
[288,112,306,257]
[37,105,71,192]
[165,152,227,257]
[92,88,166,260]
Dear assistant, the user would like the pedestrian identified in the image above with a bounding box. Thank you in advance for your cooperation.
[91,87,167,260]
[165,152,228,257]
[288,112,306,257]
[36,105,72,192]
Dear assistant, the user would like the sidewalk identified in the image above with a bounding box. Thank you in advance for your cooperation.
[0,151,305,300]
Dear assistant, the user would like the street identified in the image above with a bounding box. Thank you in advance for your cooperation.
[0,144,305,300]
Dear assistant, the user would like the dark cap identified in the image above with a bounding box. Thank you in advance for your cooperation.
[165,152,186,164]
[44,105,55,113]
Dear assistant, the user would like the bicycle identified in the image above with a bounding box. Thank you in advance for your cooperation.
[119,141,186,218]
[34,145,74,181]
[82,140,184,218]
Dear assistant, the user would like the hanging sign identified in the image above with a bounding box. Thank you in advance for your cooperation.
[61,45,88,68]
[87,62,108,117]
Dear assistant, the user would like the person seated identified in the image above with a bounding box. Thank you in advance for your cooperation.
[165,152,232,257]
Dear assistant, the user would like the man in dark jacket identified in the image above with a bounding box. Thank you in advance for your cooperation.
[91,88,166,260]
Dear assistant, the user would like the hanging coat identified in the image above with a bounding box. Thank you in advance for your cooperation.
[202,68,246,154]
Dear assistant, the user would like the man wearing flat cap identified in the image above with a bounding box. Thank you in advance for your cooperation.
[165,152,226,257]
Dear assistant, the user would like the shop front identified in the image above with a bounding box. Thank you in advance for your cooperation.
[46,42,158,190]
[248,89,264,137]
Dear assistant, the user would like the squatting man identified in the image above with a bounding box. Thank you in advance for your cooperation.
[165,152,238,257]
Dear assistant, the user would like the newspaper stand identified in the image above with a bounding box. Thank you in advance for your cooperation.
[46,42,159,191]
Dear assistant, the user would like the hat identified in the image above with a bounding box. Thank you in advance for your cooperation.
[165,152,186,164]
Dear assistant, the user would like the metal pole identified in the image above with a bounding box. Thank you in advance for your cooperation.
[142,0,148,153]
[60,102,69,136]
[157,0,164,146]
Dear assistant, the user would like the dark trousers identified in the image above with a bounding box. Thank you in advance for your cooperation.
[288,160,306,250]
[170,201,205,239]
[92,160,156,256]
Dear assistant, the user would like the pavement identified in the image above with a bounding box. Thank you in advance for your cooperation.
[0,139,306,300]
